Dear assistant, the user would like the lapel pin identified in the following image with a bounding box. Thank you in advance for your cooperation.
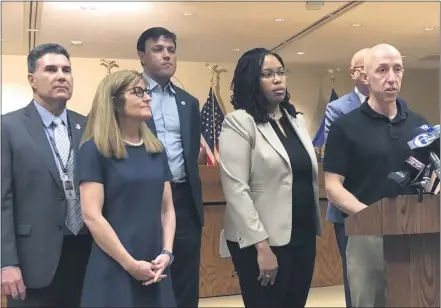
[181,101,186,106]
[75,124,81,130]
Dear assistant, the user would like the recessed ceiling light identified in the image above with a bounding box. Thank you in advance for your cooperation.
[424,27,434,31]
[183,12,195,16]
[71,40,83,45]
[351,23,362,27]
[232,48,240,52]
[274,17,285,22]
[81,5,97,11]
[297,52,305,55]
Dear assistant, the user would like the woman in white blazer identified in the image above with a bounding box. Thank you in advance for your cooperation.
[219,48,322,308]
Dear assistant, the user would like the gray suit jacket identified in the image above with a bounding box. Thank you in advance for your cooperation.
[219,109,322,249]
[1,102,87,288]
[324,90,362,224]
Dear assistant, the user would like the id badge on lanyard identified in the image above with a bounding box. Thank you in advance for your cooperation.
[47,126,78,200]
[62,173,77,200]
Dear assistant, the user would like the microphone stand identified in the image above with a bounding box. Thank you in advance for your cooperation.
[408,165,432,202]
[429,152,441,180]
[409,181,434,202]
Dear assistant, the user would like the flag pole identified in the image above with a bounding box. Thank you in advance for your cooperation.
[327,68,335,87]
[206,63,219,163]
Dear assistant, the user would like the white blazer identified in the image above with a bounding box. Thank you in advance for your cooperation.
[219,109,322,249]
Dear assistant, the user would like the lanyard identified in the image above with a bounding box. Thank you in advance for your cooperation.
[45,123,73,176]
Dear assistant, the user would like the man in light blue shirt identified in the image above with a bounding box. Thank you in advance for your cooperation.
[142,73,187,182]
[137,27,203,308]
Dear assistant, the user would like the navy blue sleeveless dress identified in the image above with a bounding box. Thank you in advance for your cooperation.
[77,140,176,307]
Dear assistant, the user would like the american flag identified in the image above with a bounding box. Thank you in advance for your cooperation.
[200,87,225,165]
[312,88,339,147]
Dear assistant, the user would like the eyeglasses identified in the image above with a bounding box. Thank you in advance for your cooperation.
[112,86,152,100]
[131,86,152,98]
[260,69,289,79]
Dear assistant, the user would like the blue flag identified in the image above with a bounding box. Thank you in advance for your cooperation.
[312,89,339,147]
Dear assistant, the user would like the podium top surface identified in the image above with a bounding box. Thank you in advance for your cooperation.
[345,194,440,237]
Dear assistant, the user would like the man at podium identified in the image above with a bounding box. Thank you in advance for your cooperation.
[323,44,430,307]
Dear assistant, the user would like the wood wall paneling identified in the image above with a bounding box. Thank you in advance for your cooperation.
[198,165,343,298]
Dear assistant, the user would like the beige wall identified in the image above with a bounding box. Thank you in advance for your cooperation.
[308,67,440,127]
[2,55,439,136]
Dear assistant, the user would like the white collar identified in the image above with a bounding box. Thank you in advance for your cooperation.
[354,86,367,104]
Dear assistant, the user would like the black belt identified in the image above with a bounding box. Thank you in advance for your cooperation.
[170,181,188,189]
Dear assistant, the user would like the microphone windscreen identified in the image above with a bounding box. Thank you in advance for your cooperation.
[388,171,410,187]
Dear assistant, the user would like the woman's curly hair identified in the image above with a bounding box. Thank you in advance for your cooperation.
[230,48,299,124]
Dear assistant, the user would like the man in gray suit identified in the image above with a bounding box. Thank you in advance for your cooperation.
[1,43,91,307]
[323,48,370,308]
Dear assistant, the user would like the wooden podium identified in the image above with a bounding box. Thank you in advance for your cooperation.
[345,194,440,307]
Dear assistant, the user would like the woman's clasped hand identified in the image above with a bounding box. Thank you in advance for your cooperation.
[126,254,171,286]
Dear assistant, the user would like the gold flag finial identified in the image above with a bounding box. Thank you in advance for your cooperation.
[326,68,335,85]
[205,63,221,86]
[100,59,119,75]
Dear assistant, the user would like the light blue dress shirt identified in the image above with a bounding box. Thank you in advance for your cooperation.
[34,101,69,155]
[34,101,77,236]
[143,73,186,182]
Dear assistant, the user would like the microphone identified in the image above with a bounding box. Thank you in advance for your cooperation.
[407,124,440,180]
[407,124,440,153]
[387,171,411,191]
[387,155,426,195]
[414,163,432,190]
[431,177,440,194]
[405,155,426,176]
[388,124,440,200]
[412,163,433,202]
[389,162,434,201]
[429,152,441,180]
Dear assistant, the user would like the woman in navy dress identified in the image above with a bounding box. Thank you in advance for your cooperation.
[77,70,176,307]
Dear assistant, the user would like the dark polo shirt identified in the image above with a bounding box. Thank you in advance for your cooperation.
[323,98,429,207]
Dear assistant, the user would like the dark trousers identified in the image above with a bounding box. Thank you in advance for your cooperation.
[227,239,316,308]
[170,182,202,308]
[7,234,92,308]
[334,222,352,308]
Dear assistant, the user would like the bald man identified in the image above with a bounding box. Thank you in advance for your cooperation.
[323,48,369,308]
[323,44,430,307]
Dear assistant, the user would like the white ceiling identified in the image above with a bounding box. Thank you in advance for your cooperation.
[278,1,440,69]
[1,1,439,69]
